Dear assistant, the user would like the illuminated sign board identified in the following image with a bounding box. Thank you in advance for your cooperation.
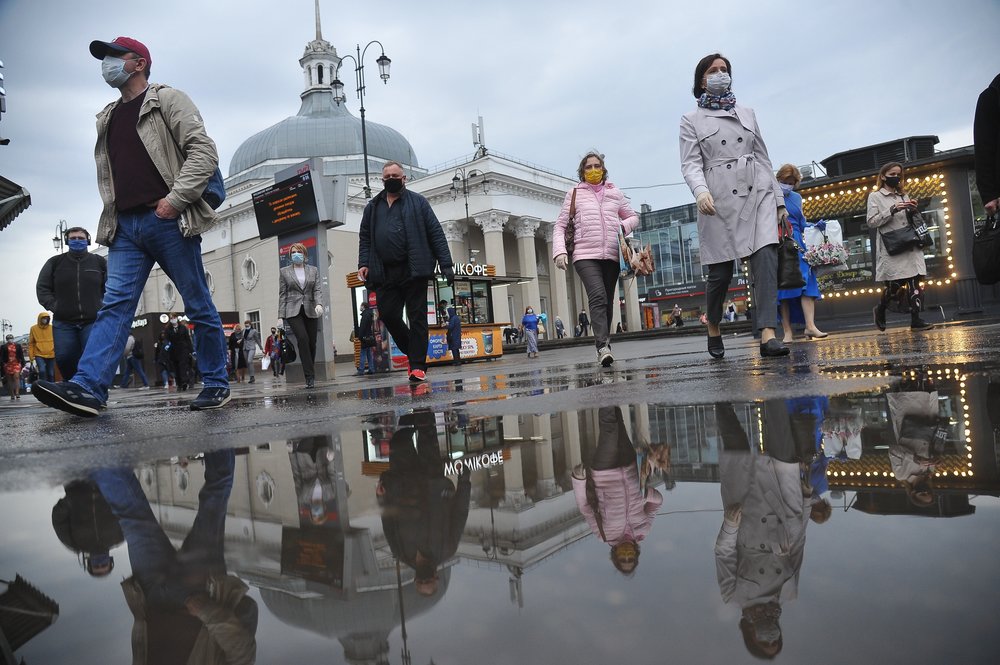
[252,170,321,239]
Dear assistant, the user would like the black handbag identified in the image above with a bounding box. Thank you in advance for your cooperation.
[777,219,806,290]
[973,214,1000,285]
[898,414,950,457]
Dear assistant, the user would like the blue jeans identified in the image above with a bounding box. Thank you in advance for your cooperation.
[34,355,56,382]
[359,346,374,373]
[120,356,149,387]
[72,209,228,403]
[52,320,94,380]
[90,449,235,606]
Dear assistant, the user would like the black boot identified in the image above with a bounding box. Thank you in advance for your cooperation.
[873,303,886,331]
[909,288,933,331]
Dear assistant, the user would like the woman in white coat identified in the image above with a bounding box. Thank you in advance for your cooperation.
[679,54,789,359]
[278,242,324,388]
[866,162,934,332]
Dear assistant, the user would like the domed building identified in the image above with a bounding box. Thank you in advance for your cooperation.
[130,4,640,382]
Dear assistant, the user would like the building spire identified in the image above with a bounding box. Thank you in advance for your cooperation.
[315,0,322,40]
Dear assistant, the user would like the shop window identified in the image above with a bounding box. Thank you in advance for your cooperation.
[241,255,259,291]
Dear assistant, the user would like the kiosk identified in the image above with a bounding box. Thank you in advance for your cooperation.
[345,262,511,371]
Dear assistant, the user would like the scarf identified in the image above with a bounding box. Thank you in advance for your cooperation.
[697,90,736,111]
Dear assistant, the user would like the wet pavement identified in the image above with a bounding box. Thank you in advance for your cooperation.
[1,322,999,663]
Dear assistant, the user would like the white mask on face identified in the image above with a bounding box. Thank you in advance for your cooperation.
[101,56,132,88]
[705,72,731,96]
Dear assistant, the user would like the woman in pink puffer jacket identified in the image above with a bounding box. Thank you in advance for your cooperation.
[552,151,640,367]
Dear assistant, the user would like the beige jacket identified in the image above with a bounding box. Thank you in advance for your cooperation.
[866,188,927,282]
[94,83,219,246]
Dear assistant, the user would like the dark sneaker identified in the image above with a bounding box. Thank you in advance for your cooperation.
[759,339,790,357]
[597,346,615,367]
[707,335,725,359]
[32,380,103,417]
[189,387,231,411]
[910,319,935,331]
[873,304,886,332]
[408,369,427,382]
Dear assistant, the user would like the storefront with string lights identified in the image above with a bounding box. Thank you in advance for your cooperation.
[637,136,996,326]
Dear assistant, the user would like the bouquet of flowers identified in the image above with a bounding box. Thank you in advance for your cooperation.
[802,219,848,276]
[803,241,848,267]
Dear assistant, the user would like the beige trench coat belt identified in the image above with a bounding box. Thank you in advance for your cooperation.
[704,153,759,225]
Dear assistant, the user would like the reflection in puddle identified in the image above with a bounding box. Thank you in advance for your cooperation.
[3,368,998,663]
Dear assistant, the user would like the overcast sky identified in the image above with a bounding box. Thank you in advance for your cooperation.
[0,0,996,334]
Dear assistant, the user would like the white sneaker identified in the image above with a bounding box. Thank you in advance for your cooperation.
[139,385,150,390]
[598,346,614,367]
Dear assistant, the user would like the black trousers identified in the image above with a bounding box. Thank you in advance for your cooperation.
[574,259,620,349]
[376,277,430,372]
[705,245,778,331]
[286,308,318,380]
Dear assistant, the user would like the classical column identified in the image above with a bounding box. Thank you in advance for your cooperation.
[561,410,583,473]
[499,414,531,509]
[474,211,509,276]
[513,217,541,314]
[531,414,561,499]
[440,220,467,266]
[542,223,572,336]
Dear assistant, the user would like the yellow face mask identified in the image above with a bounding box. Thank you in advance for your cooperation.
[584,168,604,185]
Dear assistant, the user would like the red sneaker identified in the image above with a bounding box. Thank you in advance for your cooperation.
[408,369,426,382]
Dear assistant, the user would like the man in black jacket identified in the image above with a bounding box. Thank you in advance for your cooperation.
[36,227,108,380]
[974,73,1000,216]
[357,161,454,383]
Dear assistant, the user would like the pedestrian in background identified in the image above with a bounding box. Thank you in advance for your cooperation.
[118,334,149,389]
[578,309,590,337]
[357,161,455,383]
[28,313,56,383]
[680,53,789,359]
[974,73,1000,216]
[521,306,540,359]
[154,332,172,388]
[164,314,194,390]
[263,326,283,378]
[552,151,639,367]
[36,226,107,380]
[672,303,684,327]
[356,302,377,375]
[32,36,230,417]
[555,316,565,339]
[241,319,260,384]
[775,164,828,342]
[447,306,462,365]
[278,242,323,388]
[228,323,247,383]
[867,162,934,332]
[3,335,25,401]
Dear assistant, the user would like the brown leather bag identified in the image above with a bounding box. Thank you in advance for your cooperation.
[565,189,577,256]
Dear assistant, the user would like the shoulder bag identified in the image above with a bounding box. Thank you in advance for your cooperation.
[879,198,930,256]
[777,218,806,289]
[565,189,577,256]
[972,214,1000,284]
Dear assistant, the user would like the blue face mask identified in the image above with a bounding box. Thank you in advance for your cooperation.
[68,238,89,253]
[101,56,132,88]
[779,183,795,197]
[290,252,305,264]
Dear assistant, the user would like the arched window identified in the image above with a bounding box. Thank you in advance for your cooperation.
[318,64,324,84]
[307,66,313,86]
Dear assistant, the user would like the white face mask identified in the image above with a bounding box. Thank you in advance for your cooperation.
[705,72,731,96]
[101,56,132,88]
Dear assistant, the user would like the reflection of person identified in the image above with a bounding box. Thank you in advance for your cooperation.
[714,401,826,659]
[521,307,540,359]
[552,152,639,367]
[33,37,230,416]
[278,242,324,389]
[51,480,123,577]
[36,226,108,380]
[28,312,56,382]
[867,162,934,332]
[572,406,666,576]
[3,334,25,401]
[378,410,471,596]
[680,53,789,359]
[775,164,827,342]
[91,450,257,663]
[357,161,455,383]
[289,437,340,526]
[887,389,941,507]
[974,74,1000,216]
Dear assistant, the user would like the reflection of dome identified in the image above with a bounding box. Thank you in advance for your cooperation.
[228,90,419,185]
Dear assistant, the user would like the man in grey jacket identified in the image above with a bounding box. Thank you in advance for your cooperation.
[33,36,230,417]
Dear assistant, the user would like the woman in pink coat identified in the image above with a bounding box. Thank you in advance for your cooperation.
[572,406,667,575]
[552,152,640,367]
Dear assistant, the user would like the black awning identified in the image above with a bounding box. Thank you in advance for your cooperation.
[0,174,31,231]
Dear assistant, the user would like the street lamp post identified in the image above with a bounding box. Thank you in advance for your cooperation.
[450,167,488,221]
[331,41,391,199]
[52,219,68,253]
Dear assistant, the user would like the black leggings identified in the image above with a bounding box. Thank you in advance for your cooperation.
[880,277,924,316]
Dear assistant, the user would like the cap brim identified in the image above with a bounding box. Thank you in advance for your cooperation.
[89,40,129,60]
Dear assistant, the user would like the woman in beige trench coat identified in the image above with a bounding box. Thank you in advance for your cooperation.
[680,53,790,359]
[866,162,934,332]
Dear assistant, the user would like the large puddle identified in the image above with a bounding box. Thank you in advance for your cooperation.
[2,365,998,663]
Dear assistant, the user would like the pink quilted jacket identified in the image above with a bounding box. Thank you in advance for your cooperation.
[552,182,640,262]
[572,467,663,545]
